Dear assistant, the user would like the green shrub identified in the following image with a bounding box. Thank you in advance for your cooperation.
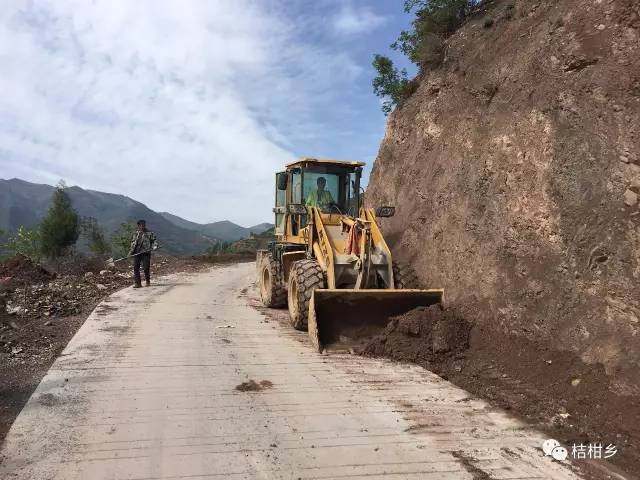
[372,0,482,113]
[3,226,42,263]
[393,0,481,67]
[111,222,135,258]
[39,182,80,258]
[417,33,445,67]
[372,54,412,115]
[81,217,111,255]
[405,0,482,33]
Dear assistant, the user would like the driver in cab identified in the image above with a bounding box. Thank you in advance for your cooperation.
[305,176,335,209]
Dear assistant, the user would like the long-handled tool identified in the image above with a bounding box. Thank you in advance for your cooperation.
[105,249,154,268]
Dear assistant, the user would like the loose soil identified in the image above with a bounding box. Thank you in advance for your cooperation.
[0,253,213,444]
[199,253,255,265]
[235,379,273,392]
[253,292,635,478]
[0,255,54,286]
[360,305,471,361]
[359,306,640,478]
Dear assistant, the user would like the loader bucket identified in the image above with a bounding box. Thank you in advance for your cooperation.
[308,289,444,353]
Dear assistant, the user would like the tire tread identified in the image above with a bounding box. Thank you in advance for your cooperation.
[288,259,325,330]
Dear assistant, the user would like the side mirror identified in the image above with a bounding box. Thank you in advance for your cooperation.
[276,173,288,190]
[375,206,395,218]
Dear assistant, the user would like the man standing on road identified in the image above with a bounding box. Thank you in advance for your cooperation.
[128,219,158,288]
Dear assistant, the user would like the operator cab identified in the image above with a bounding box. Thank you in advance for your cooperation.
[274,158,364,237]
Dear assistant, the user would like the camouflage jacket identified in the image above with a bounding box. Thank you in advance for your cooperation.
[129,229,158,256]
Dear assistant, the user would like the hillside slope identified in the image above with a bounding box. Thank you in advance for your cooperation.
[159,212,273,242]
[368,0,639,395]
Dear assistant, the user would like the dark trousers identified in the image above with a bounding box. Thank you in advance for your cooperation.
[133,253,151,285]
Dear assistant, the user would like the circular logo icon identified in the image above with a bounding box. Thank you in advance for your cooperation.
[542,439,561,456]
[551,446,568,461]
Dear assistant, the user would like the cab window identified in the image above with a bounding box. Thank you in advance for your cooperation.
[302,166,359,214]
[291,170,302,204]
[303,173,339,205]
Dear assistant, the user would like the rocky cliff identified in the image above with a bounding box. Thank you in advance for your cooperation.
[368,0,640,389]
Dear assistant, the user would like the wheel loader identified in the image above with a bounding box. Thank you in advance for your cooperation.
[257,158,443,352]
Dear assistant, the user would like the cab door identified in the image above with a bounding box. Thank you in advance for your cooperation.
[274,171,287,236]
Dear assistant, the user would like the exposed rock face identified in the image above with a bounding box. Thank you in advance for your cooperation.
[367,0,640,386]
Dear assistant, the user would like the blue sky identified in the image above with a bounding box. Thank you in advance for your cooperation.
[0,0,414,226]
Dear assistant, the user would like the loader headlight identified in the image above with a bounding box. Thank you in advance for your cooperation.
[289,204,308,215]
[375,206,395,218]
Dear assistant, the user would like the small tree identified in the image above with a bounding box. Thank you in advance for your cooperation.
[111,222,135,258]
[81,217,111,255]
[39,181,80,258]
[3,225,42,263]
[372,54,411,115]
[394,0,481,63]
[372,0,483,113]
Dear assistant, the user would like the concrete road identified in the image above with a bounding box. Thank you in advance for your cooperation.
[0,263,587,479]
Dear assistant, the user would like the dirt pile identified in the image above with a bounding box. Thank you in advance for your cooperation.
[361,305,471,363]
[0,255,54,286]
[3,271,129,323]
[52,254,108,277]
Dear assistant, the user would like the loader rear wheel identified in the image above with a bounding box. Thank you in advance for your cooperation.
[288,260,325,331]
[392,262,420,289]
[260,255,286,308]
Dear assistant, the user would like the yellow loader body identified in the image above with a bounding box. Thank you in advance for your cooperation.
[258,158,444,352]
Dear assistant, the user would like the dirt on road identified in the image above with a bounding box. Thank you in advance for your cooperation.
[359,305,640,477]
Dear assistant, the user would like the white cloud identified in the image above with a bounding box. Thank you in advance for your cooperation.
[332,4,386,35]
[0,0,364,225]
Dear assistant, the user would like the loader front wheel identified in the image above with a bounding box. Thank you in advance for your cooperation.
[392,262,420,289]
[288,260,325,331]
[260,255,286,308]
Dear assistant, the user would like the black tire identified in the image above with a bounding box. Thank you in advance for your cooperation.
[392,262,420,289]
[287,260,325,331]
[259,255,286,308]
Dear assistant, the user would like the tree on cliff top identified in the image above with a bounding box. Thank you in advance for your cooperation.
[394,0,481,65]
[39,181,80,258]
[372,55,411,115]
[372,0,482,114]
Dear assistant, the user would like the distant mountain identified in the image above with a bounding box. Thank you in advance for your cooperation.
[0,178,271,255]
[156,211,203,232]
[248,223,274,234]
[159,213,274,242]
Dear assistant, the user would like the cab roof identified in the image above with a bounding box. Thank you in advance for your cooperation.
[286,157,366,169]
